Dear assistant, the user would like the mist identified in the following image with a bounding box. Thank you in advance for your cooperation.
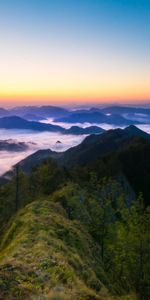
[0,120,150,176]
[0,129,86,175]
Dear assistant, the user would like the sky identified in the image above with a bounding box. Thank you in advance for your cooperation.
[0,0,150,106]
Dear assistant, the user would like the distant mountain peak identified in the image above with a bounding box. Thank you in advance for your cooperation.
[124,125,149,138]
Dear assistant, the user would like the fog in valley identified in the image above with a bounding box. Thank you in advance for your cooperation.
[0,128,85,175]
[0,118,150,176]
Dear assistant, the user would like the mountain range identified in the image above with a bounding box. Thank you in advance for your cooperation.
[0,116,105,135]
[0,124,150,300]
[8,124,148,168]
[54,111,140,125]
[2,125,150,206]
[1,104,150,124]
[0,105,69,118]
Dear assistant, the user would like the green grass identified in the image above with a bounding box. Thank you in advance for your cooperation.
[0,183,139,300]
[0,198,109,300]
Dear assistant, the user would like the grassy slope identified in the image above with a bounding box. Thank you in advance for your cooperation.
[0,197,110,300]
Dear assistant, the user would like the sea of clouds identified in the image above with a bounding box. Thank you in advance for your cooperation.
[0,121,150,176]
[0,128,85,175]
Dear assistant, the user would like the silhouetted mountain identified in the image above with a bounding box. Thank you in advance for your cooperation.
[2,105,150,125]
[54,111,141,125]
[0,116,65,132]
[10,105,69,118]
[61,125,149,166]
[66,126,105,135]
[60,126,150,205]
[0,116,105,135]
[2,126,150,203]
[17,149,62,173]
[101,105,150,115]
[1,130,150,299]
[2,149,62,180]
[124,125,150,139]
[3,125,149,175]
[115,138,150,206]
[2,105,150,126]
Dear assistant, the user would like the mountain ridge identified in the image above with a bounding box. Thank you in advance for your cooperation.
[1,125,150,188]
[0,116,104,135]
[54,111,141,125]
[0,124,150,300]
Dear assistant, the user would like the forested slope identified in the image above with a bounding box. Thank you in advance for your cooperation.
[0,127,150,299]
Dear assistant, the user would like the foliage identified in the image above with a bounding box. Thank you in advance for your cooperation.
[0,156,149,300]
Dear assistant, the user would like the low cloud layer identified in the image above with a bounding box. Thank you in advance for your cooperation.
[0,122,149,176]
[0,129,85,175]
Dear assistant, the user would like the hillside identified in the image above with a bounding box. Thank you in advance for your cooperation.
[0,126,150,300]
[0,181,143,300]
[4,125,146,172]
[60,125,150,167]
[2,126,150,206]
[60,127,150,206]
[0,177,148,300]
[15,149,62,174]
[0,194,110,300]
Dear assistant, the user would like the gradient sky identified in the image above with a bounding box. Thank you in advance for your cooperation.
[0,0,150,106]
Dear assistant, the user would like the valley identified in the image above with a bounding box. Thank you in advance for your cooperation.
[0,105,150,300]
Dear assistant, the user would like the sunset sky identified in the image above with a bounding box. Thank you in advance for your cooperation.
[0,0,150,106]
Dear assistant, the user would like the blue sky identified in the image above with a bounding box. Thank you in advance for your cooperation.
[0,0,150,105]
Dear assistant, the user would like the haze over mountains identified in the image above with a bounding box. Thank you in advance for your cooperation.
[1,0,150,296]
[0,122,150,300]
[1,104,150,125]
[1,104,150,176]
[10,124,149,173]
[0,116,105,135]
[53,109,141,125]
[2,124,150,207]
[0,106,69,119]
[0,106,150,300]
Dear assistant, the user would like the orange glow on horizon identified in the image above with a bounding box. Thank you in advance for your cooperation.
[1,94,150,108]
[0,0,150,108]
[1,69,150,106]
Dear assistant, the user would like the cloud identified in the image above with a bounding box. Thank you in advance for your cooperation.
[0,129,85,175]
[0,122,149,176]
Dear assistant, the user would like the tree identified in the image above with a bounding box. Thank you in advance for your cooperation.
[106,194,150,299]
[15,165,19,211]
[127,194,150,299]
